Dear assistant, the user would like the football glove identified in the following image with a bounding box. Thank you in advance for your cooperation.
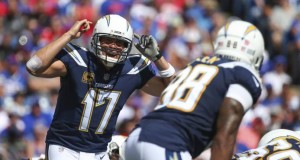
[134,33,162,61]
[108,142,121,160]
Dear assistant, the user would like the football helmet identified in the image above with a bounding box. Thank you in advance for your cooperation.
[258,129,300,147]
[214,20,264,71]
[90,14,133,68]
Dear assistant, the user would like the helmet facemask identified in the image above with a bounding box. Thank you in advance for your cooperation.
[258,129,300,147]
[91,33,132,68]
[90,14,134,68]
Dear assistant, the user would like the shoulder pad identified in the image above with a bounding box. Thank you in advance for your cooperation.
[63,43,87,67]
[127,55,151,75]
[219,61,262,103]
[218,61,261,82]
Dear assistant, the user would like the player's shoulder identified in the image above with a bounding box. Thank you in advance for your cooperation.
[127,54,149,64]
[63,43,89,55]
[218,61,258,76]
[192,56,261,83]
[216,60,262,102]
[125,54,152,75]
[219,61,261,84]
[58,43,91,67]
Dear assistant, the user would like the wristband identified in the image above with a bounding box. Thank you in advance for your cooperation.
[158,63,175,77]
[153,53,162,62]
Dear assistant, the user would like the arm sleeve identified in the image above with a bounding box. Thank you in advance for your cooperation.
[138,63,156,89]
[55,44,71,64]
[225,84,253,111]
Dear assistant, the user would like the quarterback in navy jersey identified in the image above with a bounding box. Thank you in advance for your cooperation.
[124,20,265,160]
[232,129,300,160]
[26,14,175,160]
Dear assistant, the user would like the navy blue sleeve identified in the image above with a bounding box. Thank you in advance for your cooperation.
[234,66,262,103]
[55,43,87,70]
[55,48,69,64]
[138,63,156,89]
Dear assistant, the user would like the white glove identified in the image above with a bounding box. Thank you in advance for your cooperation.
[134,33,162,61]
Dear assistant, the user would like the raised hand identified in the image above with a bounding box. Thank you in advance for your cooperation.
[134,33,162,61]
[67,19,92,39]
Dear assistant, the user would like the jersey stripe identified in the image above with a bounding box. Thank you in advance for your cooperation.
[218,62,260,79]
[127,55,151,75]
[64,43,87,67]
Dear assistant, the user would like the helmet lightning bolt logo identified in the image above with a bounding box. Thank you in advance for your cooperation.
[105,15,110,26]
[243,25,257,39]
[224,21,232,38]
[224,21,257,39]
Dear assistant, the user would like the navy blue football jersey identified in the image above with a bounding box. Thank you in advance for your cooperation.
[232,136,300,160]
[137,56,262,158]
[46,43,156,152]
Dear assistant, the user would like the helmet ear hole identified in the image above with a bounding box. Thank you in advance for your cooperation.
[124,42,129,48]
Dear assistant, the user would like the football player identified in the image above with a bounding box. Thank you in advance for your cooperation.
[124,20,264,160]
[232,129,300,160]
[26,14,175,160]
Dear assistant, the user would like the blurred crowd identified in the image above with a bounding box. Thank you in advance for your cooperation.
[1,0,300,159]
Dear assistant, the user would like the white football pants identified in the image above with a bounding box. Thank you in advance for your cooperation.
[47,144,110,160]
[124,127,192,160]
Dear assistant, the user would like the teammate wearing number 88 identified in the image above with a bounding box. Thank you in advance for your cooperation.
[124,20,264,160]
[26,14,175,160]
